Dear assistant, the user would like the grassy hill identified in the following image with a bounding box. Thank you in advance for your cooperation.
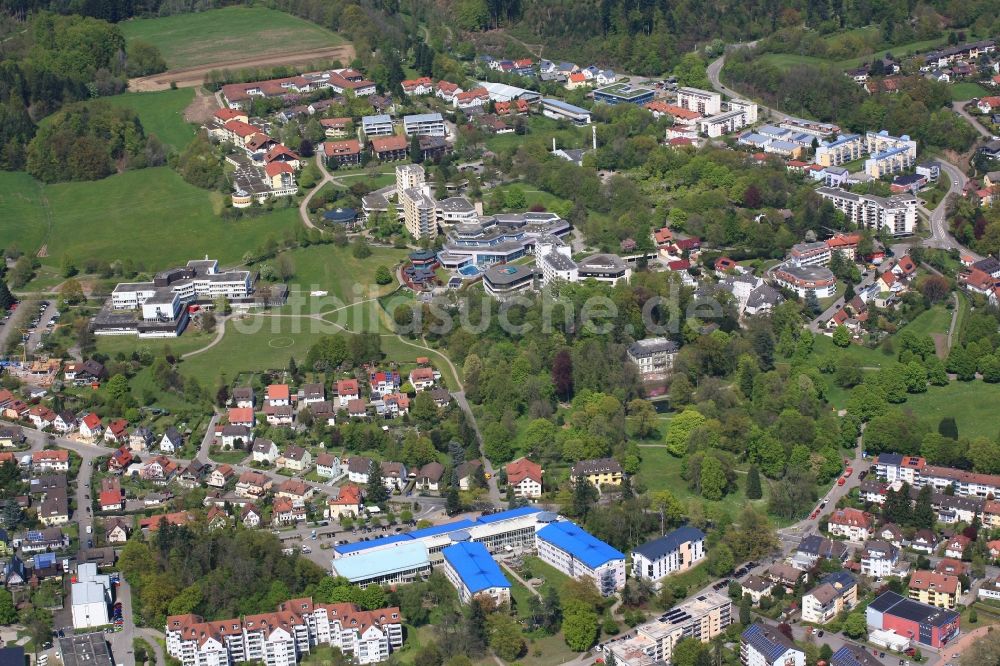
[104,89,197,150]
[0,168,300,270]
[119,6,346,69]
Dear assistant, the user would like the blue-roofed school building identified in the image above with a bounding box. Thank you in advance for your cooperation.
[741,622,805,666]
[631,526,706,588]
[330,541,432,589]
[535,521,625,595]
[540,99,591,125]
[441,542,511,605]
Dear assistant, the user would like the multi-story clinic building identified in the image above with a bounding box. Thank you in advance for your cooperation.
[535,521,626,595]
[441,541,511,606]
[631,526,706,588]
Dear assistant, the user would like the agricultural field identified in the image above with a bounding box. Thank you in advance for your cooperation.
[119,7,346,69]
[0,169,300,271]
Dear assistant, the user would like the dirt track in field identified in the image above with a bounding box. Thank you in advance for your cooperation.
[128,44,356,92]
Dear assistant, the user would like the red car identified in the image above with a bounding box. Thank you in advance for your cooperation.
[837,477,846,486]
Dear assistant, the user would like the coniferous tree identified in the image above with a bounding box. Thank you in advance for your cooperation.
[746,465,762,500]
[366,460,389,505]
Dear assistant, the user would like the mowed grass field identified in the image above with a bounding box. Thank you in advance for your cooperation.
[890,381,1000,439]
[757,34,949,72]
[119,7,346,69]
[105,88,196,149]
[950,82,990,101]
[0,168,300,270]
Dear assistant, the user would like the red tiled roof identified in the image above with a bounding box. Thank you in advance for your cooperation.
[265,162,294,177]
[506,457,542,485]
[228,408,254,424]
[82,413,101,429]
[370,135,408,152]
[100,489,123,507]
[336,379,359,395]
[829,508,871,528]
[214,108,245,122]
[323,139,361,157]
[224,119,259,138]
[320,117,351,128]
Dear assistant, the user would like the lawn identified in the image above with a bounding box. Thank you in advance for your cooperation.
[485,116,589,153]
[897,304,952,340]
[811,334,891,369]
[0,168,301,271]
[488,185,569,214]
[278,243,408,305]
[0,171,49,256]
[118,6,346,69]
[757,35,949,72]
[104,89,197,150]
[892,380,1000,439]
[950,82,990,101]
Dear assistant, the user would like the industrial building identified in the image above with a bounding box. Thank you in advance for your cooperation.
[865,591,960,648]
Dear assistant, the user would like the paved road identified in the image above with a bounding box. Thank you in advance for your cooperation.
[298,153,332,231]
[195,413,220,461]
[807,269,878,332]
[952,100,993,139]
[927,161,976,257]
[707,49,788,123]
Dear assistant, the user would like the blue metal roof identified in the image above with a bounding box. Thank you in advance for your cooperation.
[442,542,510,594]
[333,533,413,555]
[536,521,624,569]
[475,506,541,524]
[408,519,476,539]
[742,623,795,662]
[331,542,429,582]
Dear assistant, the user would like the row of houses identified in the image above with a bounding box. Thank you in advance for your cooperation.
[220,69,377,109]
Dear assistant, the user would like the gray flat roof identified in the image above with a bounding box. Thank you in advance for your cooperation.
[59,633,114,666]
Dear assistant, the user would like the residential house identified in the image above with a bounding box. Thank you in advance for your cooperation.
[935,558,969,577]
[457,460,482,490]
[408,367,436,392]
[107,446,134,473]
[140,511,193,532]
[276,479,313,507]
[416,462,444,491]
[877,523,905,548]
[103,419,129,445]
[908,570,961,609]
[827,508,872,542]
[241,504,262,528]
[31,450,69,473]
[104,517,130,544]
[802,572,858,624]
[228,407,255,428]
[912,529,938,554]
[348,399,368,419]
[336,379,360,407]
[860,541,900,579]
[129,426,155,452]
[220,425,253,450]
[380,462,407,491]
[266,406,295,427]
[53,411,77,434]
[741,623,805,666]
[506,457,543,498]
[792,535,850,570]
[178,461,207,488]
[235,471,272,499]
[767,562,806,591]
[266,384,291,407]
[945,535,971,559]
[38,489,69,526]
[326,484,363,521]
[160,427,183,453]
[142,456,178,484]
[348,457,373,484]
[310,401,337,427]
[369,370,400,397]
[740,575,775,606]
[316,453,342,479]
[79,413,103,439]
[301,383,325,405]
[571,458,624,488]
[252,439,279,464]
[370,135,409,162]
[272,496,306,525]
[233,386,255,409]
[207,465,235,488]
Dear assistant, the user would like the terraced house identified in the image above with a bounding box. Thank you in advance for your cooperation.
[166,598,403,666]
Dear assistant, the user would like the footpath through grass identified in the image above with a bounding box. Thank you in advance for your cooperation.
[119,6,346,69]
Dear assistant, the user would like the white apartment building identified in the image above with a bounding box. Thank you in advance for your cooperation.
[71,564,111,630]
[610,593,732,666]
[631,527,705,588]
[789,241,832,267]
[402,113,446,137]
[536,521,626,595]
[626,337,679,380]
[861,541,900,578]
[166,600,403,666]
[395,163,424,192]
[676,87,721,115]
[361,115,393,136]
[864,131,917,178]
[741,623,805,666]
[801,572,858,624]
[400,186,437,241]
[698,102,757,137]
[816,187,917,237]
